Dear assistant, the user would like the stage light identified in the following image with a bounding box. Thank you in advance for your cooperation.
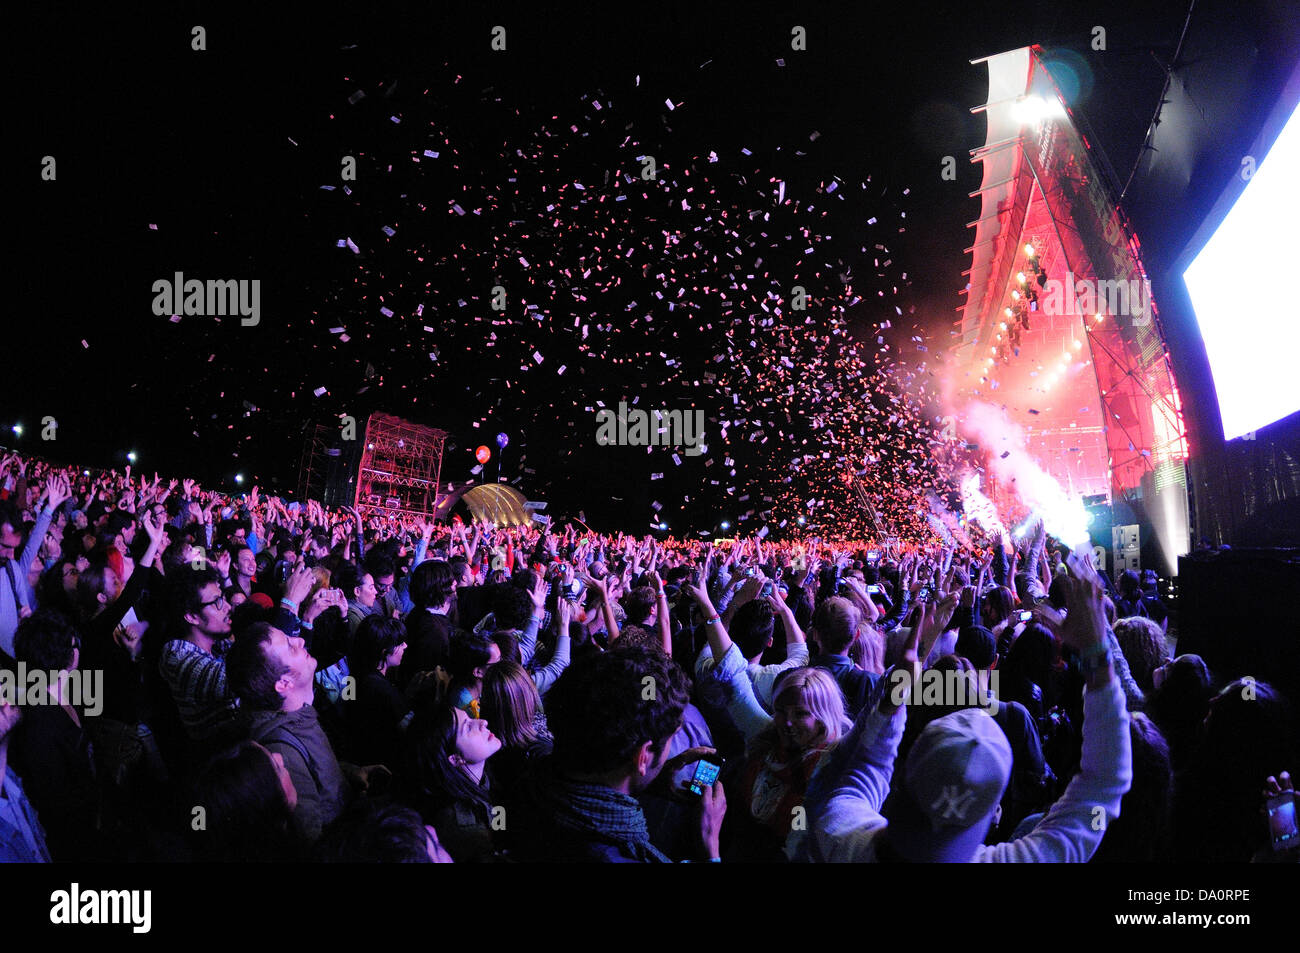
[1073,340,1082,350]
[126,451,137,463]
[720,520,731,531]
[1016,271,1026,285]
[1024,243,1036,258]
[235,473,244,484]
[1011,290,1021,301]
[1012,95,1064,126]
[1094,313,1104,323]
[658,521,668,531]
[797,516,806,526]
[11,424,21,437]
[1004,307,1013,318]
[999,322,1007,331]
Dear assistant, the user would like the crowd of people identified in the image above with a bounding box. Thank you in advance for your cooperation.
[0,450,1294,863]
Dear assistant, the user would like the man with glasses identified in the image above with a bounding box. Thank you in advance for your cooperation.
[159,568,239,751]
[363,555,402,618]
[1,474,73,663]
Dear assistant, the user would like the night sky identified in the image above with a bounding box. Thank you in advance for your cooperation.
[10,1,1186,534]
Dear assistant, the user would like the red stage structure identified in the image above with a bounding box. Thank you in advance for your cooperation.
[951,46,1191,572]
[353,413,448,521]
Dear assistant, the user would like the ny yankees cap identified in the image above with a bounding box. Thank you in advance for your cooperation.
[888,707,1013,862]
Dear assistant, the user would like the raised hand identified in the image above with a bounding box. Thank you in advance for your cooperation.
[528,571,547,611]
[141,510,167,545]
[45,473,73,510]
[284,565,316,606]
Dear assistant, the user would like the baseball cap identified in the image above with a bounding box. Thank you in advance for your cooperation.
[888,707,1013,862]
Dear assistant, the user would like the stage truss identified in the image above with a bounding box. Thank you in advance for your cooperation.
[354,413,448,521]
[953,46,1189,529]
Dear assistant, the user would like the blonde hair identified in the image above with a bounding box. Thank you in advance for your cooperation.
[756,667,852,757]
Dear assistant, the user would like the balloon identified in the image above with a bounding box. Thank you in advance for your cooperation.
[475,446,491,464]
[496,432,509,449]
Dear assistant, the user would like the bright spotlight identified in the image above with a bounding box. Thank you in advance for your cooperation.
[1012,95,1065,126]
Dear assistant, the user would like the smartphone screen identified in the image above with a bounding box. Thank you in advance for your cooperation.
[867,584,882,594]
[1018,610,1034,622]
[1267,792,1298,851]
[686,757,723,797]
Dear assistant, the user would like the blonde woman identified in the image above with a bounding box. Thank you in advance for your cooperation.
[687,581,851,859]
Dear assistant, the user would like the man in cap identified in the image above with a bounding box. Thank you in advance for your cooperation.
[799,550,1131,862]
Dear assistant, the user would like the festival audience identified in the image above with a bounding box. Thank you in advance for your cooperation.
[0,450,1292,865]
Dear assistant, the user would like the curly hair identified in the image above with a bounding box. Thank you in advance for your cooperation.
[546,645,688,775]
[1113,616,1170,692]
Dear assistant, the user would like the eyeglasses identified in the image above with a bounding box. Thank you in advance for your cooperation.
[374,581,392,594]
[199,594,229,609]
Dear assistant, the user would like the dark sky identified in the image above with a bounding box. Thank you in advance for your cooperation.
[9,1,1188,533]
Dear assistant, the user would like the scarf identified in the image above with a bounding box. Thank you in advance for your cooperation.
[550,778,669,862]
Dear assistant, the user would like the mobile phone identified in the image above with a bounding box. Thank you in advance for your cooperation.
[760,581,774,599]
[1267,791,1298,852]
[563,578,586,602]
[684,755,724,798]
[867,550,880,562]
[867,584,882,595]
[1018,610,1034,622]
[917,586,932,602]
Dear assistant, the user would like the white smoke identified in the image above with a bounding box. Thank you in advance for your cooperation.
[957,401,1091,547]
[959,473,1006,543]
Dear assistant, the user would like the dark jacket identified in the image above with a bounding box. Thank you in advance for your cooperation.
[247,704,349,843]
[10,704,100,861]
[345,669,410,770]
[399,610,453,685]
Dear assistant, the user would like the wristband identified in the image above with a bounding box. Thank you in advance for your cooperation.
[1079,646,1111,677]
[280,598,300,612]
[704,614,721,626]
